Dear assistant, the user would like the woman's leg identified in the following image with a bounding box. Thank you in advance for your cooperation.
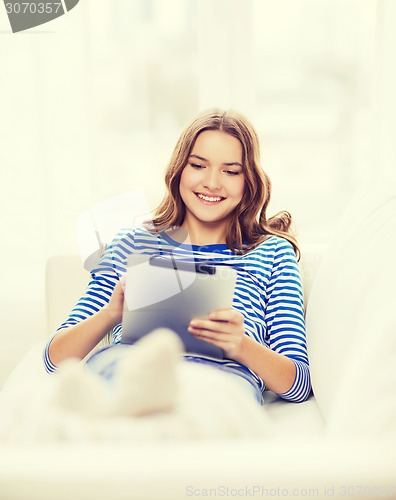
[172,362,270,438]
[220,370,263,404]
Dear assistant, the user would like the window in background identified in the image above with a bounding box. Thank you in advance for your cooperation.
[84,0,199,209]
[251,0,377,244]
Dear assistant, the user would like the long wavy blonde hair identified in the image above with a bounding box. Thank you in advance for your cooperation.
[148,108,300,259]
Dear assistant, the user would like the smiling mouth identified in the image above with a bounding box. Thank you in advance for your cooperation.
[195,193,225,203]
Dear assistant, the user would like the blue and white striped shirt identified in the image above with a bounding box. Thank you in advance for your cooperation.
[44,227,311,403]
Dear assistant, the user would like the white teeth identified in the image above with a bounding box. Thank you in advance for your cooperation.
[197,194,223,202]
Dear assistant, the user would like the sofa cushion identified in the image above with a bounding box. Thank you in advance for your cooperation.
[305,178,396,424]
[326,301,396,437]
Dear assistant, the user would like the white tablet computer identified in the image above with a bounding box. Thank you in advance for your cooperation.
[121,254,237,358]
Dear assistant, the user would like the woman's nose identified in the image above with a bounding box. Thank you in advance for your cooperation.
[203,170,221,191]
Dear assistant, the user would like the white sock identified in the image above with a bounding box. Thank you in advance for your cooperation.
[53,358,113,417]
[113,328,183,417]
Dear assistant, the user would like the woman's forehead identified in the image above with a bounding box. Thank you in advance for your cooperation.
[191,130,243,163]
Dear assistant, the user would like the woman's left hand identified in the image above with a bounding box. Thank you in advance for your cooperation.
[188,309,245,360]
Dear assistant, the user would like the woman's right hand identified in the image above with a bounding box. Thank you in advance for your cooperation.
[103,276,125,327]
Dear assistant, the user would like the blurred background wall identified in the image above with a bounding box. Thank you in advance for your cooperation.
[0,0,395,384]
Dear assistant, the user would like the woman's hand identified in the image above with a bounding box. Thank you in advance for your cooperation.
[103,277,125,327]
[187,308,245,360]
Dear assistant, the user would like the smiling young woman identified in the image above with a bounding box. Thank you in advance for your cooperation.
[44,108,311,419]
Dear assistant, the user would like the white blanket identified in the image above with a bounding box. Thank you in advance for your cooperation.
[0,342,270,442]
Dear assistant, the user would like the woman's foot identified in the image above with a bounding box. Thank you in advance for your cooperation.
[53,358,112,416]
[113,328,183,416]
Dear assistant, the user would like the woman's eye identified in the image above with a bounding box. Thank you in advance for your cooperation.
[224,170,240,176]
[190,163,205,170]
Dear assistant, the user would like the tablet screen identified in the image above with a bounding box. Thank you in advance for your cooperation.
[121,254,237,358]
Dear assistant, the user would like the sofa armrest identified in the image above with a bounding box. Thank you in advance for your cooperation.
[45,255,90,337]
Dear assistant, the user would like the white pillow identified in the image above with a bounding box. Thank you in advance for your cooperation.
[306,178,396,423]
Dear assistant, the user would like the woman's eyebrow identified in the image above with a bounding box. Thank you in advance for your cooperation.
[189,154,243,168]
[189,154,207,162]
[223,161,243,168]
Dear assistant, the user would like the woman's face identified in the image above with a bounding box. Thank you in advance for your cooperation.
[179,130,245,239]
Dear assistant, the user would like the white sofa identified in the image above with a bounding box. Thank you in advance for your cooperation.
[0,180,395,500]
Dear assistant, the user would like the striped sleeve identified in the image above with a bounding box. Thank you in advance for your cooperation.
[43,335,58,374]
[266,240,311,402]
[43,229,134,373]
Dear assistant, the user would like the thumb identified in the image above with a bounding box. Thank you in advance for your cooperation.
[120,275,126,292]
